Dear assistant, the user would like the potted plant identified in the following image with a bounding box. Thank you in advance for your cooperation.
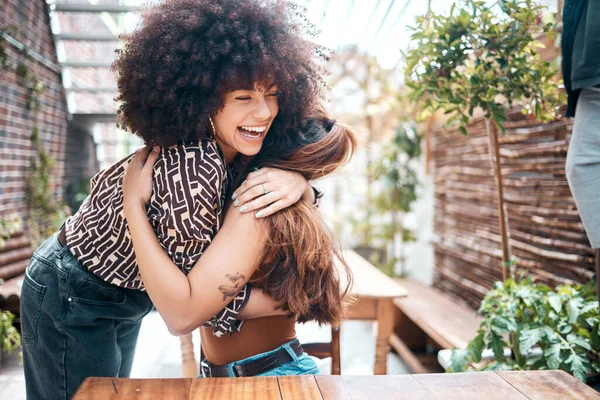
[447,276,599,383]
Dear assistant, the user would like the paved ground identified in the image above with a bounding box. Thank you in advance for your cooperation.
[0,311,409,399]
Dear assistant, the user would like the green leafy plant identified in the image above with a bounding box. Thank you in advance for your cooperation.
[15,61,45,111]
[448,276,600,382]
[0,310,21,355]
[404,0,563,134]
[370,123,421,277]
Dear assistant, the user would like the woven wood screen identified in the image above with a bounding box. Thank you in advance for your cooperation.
[431,109,595,309]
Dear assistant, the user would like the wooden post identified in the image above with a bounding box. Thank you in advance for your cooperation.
[180,333,197,378]
[484,117,511,281]
[374,298,395,375]
[331,325,341,375]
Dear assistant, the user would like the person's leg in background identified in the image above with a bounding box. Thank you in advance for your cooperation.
[566,87,600,304]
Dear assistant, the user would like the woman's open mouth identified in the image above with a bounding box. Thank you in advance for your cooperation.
[238,125,267,140]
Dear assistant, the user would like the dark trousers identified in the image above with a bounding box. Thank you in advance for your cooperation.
[20,230,154,400]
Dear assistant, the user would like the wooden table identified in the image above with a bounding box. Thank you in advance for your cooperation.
[339,250,408,375]
[74,370,600,399]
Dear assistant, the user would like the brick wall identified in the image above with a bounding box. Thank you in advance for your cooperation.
[0,0,68,283]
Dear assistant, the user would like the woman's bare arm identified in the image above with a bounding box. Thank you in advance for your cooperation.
[125,201,281,335]
[123,146,284,336]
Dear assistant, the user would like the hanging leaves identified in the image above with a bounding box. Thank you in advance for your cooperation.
[404,0,564,135]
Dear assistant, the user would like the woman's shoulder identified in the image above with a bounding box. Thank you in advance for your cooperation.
[154,139,227,202]
[160,139,226,177]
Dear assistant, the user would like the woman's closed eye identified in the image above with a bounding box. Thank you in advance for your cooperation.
[235,91,278,101]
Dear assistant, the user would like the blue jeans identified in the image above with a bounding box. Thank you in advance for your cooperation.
[201,339,320,377]
[20,229,154,400]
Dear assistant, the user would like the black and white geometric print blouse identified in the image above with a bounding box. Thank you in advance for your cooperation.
[64,139,248,336]
[65,139,228,290]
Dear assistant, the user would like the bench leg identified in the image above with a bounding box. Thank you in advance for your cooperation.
[374,298,395,375]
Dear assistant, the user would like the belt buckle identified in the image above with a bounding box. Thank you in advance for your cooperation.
[201,361,212,378]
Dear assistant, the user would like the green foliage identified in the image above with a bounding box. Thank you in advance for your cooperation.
[26,127,69,247]
[0,311,21,355]
[0,27,45,110]
[15,61,45,112]
[448,276,600,382]
[404,0,564,134]
[369,122,422,277]
[0,215,22,249]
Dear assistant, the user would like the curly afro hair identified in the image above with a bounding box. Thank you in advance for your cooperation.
[112,0,328,147]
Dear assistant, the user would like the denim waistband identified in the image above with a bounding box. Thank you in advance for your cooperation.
[202,339,302,377]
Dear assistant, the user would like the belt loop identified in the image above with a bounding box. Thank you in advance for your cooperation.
[200,361,211,377]
[228,363,241,377]
[54,221,70,259]
[282,341,299,363]
[55,234,70,259]
[56,243,70,259]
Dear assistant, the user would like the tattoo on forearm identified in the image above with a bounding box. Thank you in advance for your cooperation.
[218,272,246,301]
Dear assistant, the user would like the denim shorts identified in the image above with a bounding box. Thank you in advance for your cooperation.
[201,339,320,377]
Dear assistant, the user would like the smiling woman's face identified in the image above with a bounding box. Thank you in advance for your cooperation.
[212,85,280,163]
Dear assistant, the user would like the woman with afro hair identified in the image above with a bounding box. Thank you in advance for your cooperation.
[20,1,336,398]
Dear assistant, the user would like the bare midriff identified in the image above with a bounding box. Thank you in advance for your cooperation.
[200,268,297,366]
[200,315,297,366]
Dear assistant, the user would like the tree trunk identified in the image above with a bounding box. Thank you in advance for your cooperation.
[485,117,512,280]
[596,249,600,303]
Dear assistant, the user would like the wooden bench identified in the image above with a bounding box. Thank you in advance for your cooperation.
[390,279,482,374]
[0,232,32,314]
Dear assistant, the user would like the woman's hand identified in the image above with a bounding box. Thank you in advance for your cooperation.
[231,167,314,218]
[122,144,160,212]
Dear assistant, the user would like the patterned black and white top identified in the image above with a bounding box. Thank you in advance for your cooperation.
[65,139,251,336]
[65,139,228,291]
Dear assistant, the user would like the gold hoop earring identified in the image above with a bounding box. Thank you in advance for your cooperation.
[208,116,216,136]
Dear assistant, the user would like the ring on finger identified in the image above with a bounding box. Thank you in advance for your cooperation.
[261,184,269,195]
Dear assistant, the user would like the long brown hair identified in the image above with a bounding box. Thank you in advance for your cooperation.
[249,105,358,325]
